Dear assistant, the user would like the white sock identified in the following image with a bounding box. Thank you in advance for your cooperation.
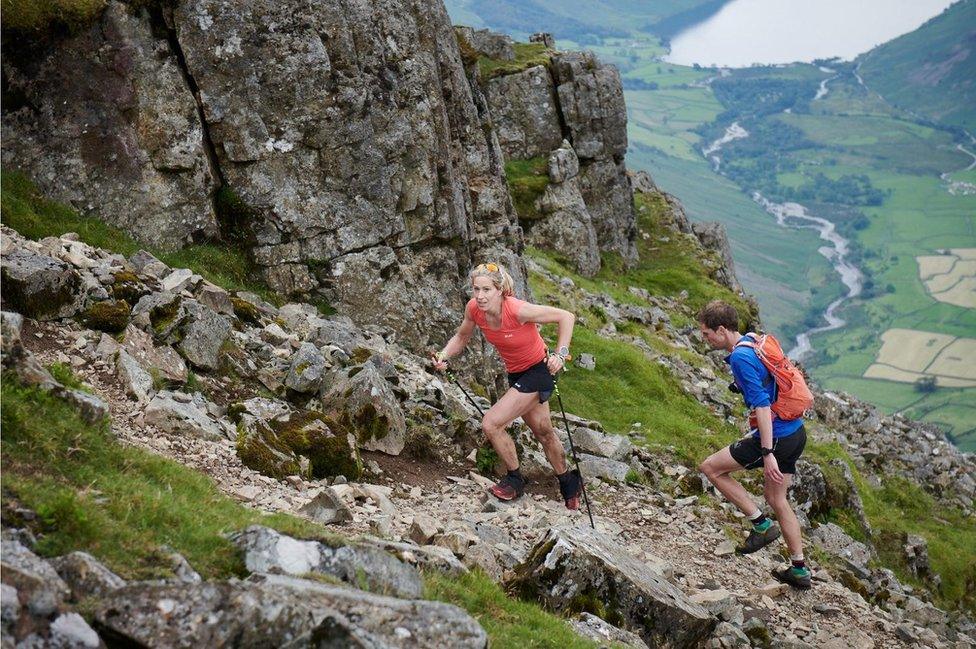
[749,510,763,521]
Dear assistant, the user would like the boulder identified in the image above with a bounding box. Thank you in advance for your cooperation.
[321,363,407,456]
[177,302,232,371]
[120,324,188,384]
[571,612,650,649]
[1,311,25,362]
[810,523,873,570]
[144,390,230,441]
[92,573,487,647]
[285,342,327,394]
[559,426,632,461]
[299,487,354,525]
[357,538,467,576]
[507,526,714,647]
[0,250,83,320]
[115,349,155,403]
[692,221,741,292]
[48,552,126,601]
[131,292,185,341]
[577,453,631,483]
[230,526,422,599]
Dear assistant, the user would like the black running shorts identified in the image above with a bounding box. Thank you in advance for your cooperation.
[508,359,555,404]
[729,425,807,474]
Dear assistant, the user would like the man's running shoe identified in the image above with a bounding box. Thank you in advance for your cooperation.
[557,469,583,510]
[772,566,812,590]
[736,522,781,554]
[488,473,525,501]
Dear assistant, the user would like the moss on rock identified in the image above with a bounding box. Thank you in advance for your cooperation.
[235,421,304,481]
[230,297,262,325]
[110,271,147,304]
[82,300,130,333]
[271,411,363,481]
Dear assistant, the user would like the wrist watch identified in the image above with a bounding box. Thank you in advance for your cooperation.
[555,345,569,359]
[761,447,774,456]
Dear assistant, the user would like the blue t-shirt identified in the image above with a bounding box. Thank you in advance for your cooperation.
[726,337,803,439]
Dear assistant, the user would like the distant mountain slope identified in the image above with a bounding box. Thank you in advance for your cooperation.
[858,0,976,132]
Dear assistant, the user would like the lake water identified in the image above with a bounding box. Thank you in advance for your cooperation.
[665,0,956,67]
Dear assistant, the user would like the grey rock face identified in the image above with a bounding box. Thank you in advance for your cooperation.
[48,612,102,648]
[177,302,232,370]
[1,1,218,250]
[529,143,601,276]
[629,170,657,194]
[507,526,715,647]
[1,311,25,362]
[577,453,631,483]
[93,573,487,648]
[456,26,515,61]
[321,363,407,455]
[558,426,632,462]
[171,0,522,352]
[551,52,627,160]
[0,251,83,321]
[144,390,230,441]
[811,522,874,570]
[576,156,638,262]
[485,66,563,160]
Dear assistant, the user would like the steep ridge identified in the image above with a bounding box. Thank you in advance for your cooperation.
[1,5,975,648]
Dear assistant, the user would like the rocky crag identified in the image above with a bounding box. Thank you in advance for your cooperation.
[2,2,974,647]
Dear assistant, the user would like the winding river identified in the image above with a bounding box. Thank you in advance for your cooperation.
[703,121,864,360]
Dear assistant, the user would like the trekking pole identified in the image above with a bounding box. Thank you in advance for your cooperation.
[552,374,596,529]
[445,369,485,418]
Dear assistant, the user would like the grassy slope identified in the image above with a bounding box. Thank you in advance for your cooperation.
[857,0,976,133]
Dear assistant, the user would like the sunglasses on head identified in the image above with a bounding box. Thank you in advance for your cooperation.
[477,263,499,273]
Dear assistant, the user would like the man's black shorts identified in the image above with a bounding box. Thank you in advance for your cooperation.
[508,359,555,404]
[729,425,806,474]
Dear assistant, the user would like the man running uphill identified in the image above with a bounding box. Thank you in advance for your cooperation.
[697,300,813,589]
[432,262,583,509]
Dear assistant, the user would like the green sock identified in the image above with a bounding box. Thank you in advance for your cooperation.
[753,518,772,533]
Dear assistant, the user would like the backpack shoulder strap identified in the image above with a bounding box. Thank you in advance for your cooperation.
[734,332,760,349]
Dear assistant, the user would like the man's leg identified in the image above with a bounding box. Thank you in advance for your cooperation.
[522,401,568,474]
[482,388,541,470]
[764,475,801,555]
[765,474,812,589]
[699,447,757,515]
[700,446,781,554]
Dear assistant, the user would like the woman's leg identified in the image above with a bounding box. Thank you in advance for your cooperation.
[482,388,543,470]
[522,400,568,474]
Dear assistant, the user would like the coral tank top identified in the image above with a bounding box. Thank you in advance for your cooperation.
[466,297,547,373]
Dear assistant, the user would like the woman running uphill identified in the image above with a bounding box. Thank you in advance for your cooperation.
[432,262,583,509]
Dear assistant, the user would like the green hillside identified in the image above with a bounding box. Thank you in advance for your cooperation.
[858,0,976,132]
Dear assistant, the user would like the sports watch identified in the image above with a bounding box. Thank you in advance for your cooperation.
[555,345,570,359]
[761,447,774,456]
